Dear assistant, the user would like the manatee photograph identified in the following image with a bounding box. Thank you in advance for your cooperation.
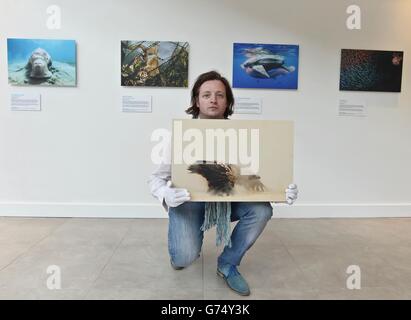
[340,49,404,92]
[232,43,299,89]
[7,38,76,87]
[121,41,189,87]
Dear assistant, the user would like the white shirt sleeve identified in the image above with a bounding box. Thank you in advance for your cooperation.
[147,135,172,211]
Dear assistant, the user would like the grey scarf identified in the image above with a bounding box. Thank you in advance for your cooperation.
[201,202,232,248]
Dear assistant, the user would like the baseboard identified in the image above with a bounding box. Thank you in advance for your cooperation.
[272,203,411,218]
[0,202,168,218]
[0,202,410,218]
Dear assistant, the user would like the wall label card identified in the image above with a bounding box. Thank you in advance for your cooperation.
[234,97,262,114]
[10,93,41,111]
[338,99,367,117]
[122,95,152,113]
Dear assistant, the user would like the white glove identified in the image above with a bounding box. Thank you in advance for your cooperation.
[286,184,298,205]
[163,181,191,208]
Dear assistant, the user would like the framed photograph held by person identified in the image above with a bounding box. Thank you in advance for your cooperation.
[171,119,294,202]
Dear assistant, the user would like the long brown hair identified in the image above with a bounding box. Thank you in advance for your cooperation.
[185,71,234,119]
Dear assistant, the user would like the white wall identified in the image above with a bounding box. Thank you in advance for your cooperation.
[0,0,410,218]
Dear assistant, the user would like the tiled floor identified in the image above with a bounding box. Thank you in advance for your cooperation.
[0,217,411,299]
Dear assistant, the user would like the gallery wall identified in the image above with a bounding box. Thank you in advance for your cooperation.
[0,0,410,218]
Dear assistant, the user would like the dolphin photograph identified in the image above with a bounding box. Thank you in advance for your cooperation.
[7,38,77,87]
[232,43,299,89]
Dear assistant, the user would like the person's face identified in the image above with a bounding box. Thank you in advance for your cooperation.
[196,80,228,119]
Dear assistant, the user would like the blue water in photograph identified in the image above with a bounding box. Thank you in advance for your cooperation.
[7,38,76,86]
[233,43,299,89]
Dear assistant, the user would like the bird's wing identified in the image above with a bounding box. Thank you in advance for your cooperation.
[187,162,236,195]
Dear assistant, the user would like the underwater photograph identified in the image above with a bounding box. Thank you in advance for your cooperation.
[232,43,299,89]
[121,41,189,87]
[340,49,404,92]
[7,38,77,87]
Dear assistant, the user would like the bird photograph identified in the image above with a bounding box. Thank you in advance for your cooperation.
[187,160,266,196]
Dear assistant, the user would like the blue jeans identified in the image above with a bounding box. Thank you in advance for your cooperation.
[168,202,273,268]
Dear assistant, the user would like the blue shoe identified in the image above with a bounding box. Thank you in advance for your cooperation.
[217,264,250,296]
